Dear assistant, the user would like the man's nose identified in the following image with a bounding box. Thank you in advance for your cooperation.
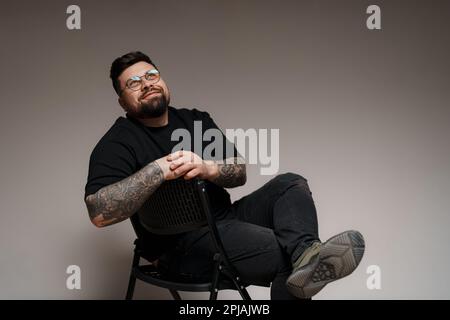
[141,78,154,91]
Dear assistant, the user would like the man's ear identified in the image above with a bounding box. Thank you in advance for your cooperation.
[118,97,126,111]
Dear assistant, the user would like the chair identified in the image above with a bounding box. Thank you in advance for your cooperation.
[125,178,267,300]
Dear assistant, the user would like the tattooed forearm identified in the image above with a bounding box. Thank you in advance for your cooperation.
[85,161,164,227]
[210,157,247,188]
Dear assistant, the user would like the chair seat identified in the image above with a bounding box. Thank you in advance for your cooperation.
[133,264,265,292]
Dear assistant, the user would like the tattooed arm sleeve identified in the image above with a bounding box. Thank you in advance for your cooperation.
[84,161,164,228]
[209,157,247,188]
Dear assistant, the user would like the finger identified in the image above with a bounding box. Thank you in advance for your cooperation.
[170,153,194,169]
[167,150,183,161]
[173,162,195,177]
[180,152,198,164]
[184,168,200,180]
[182,150,197,161]
[180,154,198,165]
[170,159,185,170]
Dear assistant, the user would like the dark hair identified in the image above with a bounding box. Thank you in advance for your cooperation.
[110,51,157,95]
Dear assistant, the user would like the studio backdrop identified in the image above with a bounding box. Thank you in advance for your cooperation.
[0,0,449,299]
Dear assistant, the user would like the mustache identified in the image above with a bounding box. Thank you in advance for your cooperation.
[140,87,162,100]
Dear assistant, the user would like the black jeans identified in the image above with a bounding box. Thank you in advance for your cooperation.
[159,172,320,300]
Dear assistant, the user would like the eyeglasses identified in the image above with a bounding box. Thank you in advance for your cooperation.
[123,69,161,93]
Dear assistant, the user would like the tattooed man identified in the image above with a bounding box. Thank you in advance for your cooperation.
[85,51,365,299]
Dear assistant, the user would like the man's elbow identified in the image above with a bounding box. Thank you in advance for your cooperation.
[87,209,106,228]
[238,163,247,186]
[91,215,107,228]
[238,170,247,186]
[85,195,106,228]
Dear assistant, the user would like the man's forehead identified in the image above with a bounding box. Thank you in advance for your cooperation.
[120,61,155,81]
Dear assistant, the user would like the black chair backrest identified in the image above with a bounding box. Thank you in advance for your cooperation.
[137,178,208,235]
[130,177,254,296]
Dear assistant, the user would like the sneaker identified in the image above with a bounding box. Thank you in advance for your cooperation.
[286,230,365,299]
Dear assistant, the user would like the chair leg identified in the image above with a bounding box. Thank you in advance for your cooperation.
[225,270,251,300]
[125,273,136,300]
[209,289,218,300]
[125,249,141,300]
[170,289,182,300]
[235,285,251,300]
[209,261,221,300]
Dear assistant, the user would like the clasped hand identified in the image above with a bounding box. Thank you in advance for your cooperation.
[155,150,218,181]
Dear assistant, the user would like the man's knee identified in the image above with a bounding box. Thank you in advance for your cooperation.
[267,172,309,193]
[276,172,307,182]
[268,172,312,196]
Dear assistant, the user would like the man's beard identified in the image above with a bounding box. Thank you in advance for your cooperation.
[133,94,168,119]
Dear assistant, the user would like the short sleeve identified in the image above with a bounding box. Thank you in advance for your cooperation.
[84,139,137,199]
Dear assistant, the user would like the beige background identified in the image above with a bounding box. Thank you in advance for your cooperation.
[1,0,449,299]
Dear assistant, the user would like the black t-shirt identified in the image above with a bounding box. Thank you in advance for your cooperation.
[85,106,237,259]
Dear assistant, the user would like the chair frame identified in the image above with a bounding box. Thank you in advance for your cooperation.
[125,178,253,300]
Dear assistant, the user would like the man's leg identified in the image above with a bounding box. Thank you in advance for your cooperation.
[159,219,300,299]
[228,172,365,299]
[229,172,320,264]
[159,172,364,299]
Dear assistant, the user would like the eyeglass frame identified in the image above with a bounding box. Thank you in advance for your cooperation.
[119,69,161,95]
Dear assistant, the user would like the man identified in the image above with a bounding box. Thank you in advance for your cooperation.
[84,51,365,299]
